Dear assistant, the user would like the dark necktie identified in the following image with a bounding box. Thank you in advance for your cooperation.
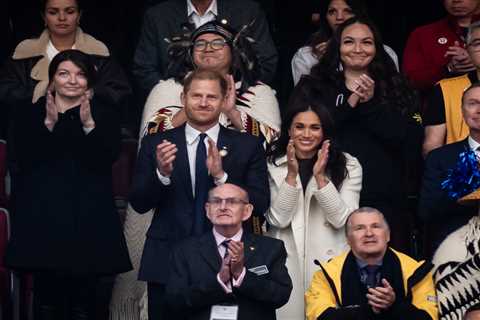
[220,239,234,288]
[364,265,380,288]
[193,133,208,236]
[221,239,231,259]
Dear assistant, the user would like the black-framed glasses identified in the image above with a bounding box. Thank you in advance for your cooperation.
[208,197,248,207]
[193,39,228,51]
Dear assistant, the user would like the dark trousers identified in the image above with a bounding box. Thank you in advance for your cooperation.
[33,272,97,320]
[148,282,170,320]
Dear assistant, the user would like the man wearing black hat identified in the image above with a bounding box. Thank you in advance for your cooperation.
[133,0,277,97]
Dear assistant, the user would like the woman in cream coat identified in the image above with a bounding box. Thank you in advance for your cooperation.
[266,92,362,320]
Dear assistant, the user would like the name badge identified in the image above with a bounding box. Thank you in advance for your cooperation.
[210,305,238,320]
[248,265,269,276]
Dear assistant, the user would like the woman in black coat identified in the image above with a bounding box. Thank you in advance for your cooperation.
[6,50,132,320]
[295,16,423,252]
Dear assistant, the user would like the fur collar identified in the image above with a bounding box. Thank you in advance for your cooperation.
[12,28,109,103]
[13,28,109,59]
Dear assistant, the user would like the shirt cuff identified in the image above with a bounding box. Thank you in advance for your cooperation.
[214,172,228,185]
[232,267,246,287]
[156,168,171,185]
[217,273,232,293]
[82,126,94,134]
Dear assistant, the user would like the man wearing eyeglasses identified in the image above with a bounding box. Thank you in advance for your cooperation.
[423,20,480,157]
[165,183,292,320]
[130,68,270,319]
[132,0,277,98]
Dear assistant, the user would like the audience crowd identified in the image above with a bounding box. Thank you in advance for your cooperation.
[2,0,480,319]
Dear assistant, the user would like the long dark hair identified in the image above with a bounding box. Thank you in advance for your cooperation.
[267,88,348,189]
[310,16,419,116]
[308,0,368,50]
[48,49,96,89]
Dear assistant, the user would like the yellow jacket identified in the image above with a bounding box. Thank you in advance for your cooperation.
[305,249,438,320]
[438,74,471,144]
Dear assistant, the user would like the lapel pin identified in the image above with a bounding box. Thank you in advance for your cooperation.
[219,146,229,157]
[249,246,255,251]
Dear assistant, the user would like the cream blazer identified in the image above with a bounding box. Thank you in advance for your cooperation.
[266,153,362,320]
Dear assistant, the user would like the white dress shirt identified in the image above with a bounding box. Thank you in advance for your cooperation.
[468,136,480,157]
[187,0,218,28]
[46,40,77,61]
[157,123,227,193]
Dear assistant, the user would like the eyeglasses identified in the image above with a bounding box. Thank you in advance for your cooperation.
[208,197,248,207]
[193,39,228,51]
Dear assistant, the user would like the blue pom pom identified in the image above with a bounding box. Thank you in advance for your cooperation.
[441,148,480,200]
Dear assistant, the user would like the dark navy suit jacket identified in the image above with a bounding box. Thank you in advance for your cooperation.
[419,138,477,251]
[165,231,292,320]
[129,124,269,283]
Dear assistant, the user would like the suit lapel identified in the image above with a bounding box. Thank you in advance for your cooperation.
[461,137,470,150]
[172,125,194,201]
[217,125,232,171]
[242,233,257,266]
[199,232,222,272]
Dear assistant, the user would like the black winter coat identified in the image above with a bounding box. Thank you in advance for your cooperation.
[5,97,132,275]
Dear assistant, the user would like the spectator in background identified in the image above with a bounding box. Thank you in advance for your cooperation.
[291,0,399,86]
[305,207,438,320]
[423,21,480,157]
[419,83,480,256]
[5,49,132,320]
[403,0,480,94]
[141,20,280,144]
[0,0,131,109]
[132,0,277,98]
[432,162,480,319]
[265,92,362,319]
[296,16,423,252]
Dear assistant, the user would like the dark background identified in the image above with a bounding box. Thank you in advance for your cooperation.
[2,0,447,72]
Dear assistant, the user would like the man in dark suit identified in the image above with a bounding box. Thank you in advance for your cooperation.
[165,183,292,319]
[129,69,270,319]
[419,82,480,256]
[132,0,277,96]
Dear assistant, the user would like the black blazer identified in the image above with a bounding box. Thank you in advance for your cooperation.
[132,0,278,93]
[165,231,292,320]
[129,124,270,283]
[418,138,477,249]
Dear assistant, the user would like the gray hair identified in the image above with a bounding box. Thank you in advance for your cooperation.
[345,207,390,236]
[467,21,480,45]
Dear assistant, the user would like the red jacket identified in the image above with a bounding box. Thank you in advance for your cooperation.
[402,15,479,92]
